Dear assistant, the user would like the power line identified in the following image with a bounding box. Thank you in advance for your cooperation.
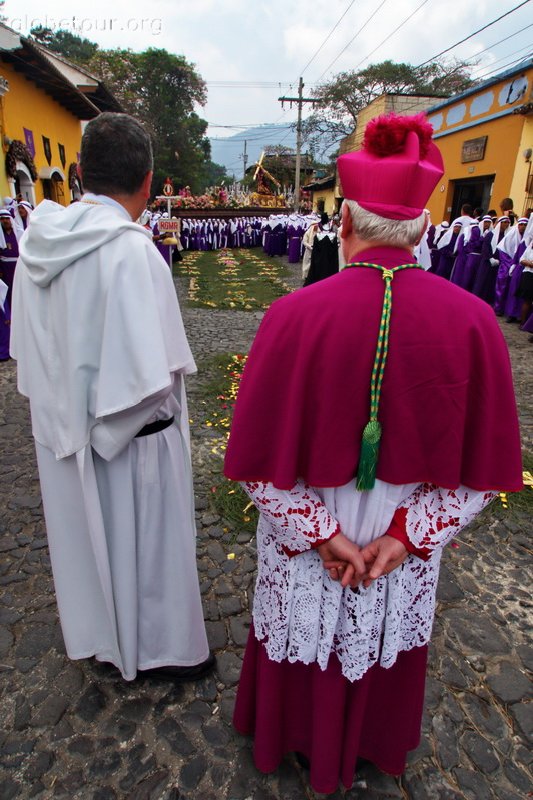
[377,4,533,118]
[378,7,533,118]
[470,21,533,60]
[206,81,294,89]
[416,0,532,67]
[472,50,533,81]
[315,0,389,83]
[210,126,297,145]
[471,42,533,76]
[351,0,431,73]
[208,123,289,129]
[299,0,357,78]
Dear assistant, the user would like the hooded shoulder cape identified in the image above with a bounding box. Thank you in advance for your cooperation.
[224,247,522,492]
[11,200,195,460]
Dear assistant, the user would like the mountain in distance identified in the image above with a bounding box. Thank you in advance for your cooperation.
[209,124,296,179]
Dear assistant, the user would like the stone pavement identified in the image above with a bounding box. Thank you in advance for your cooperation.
[0,257,531,800]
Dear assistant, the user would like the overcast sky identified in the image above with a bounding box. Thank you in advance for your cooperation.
[5,0,533,140]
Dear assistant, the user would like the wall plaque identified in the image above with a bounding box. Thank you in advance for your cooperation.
[461,136,487,163]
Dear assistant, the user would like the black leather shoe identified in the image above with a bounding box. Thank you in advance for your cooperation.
[138,652,216,682]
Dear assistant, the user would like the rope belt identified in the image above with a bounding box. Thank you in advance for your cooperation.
[135,416,174,437]
[343,261,423,490]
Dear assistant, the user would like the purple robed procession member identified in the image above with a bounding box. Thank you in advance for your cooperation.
[428,220,449,272]
[287,215,302,263]
[462,216,492,292]
[472,217,510,304]
[152,221,175,265]
[516,219,533,326]
[253,218,263,247]
[17,201,33,231]
[265,221,276,256]
[506,219,533,320]
[268,220,284,256]
[505,239,527,320]
[277,222,287,256]
[198,221,208,251]
[3,197,16,219]
[180,219,190,250]
[0,209,20,310]
[0,278,10,360]
[494,218,528,315]
[228,219,236,248]
[224,113,522,795]
[435,219,461,279]
[243,221,253,248]
[233,219,241,248]
[189,221,199,250]
[220,220,228,249]
[450,221,478,288]
[449,228,467,285]
[493,250,513,312]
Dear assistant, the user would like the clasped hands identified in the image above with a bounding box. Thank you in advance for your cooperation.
[317,531,408,589]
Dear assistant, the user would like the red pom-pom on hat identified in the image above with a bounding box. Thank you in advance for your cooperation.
[363,113,434,159]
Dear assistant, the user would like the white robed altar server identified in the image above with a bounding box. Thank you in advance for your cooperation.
[10,113,213,682]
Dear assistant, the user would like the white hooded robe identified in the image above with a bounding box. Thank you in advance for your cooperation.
[10,197,209,680]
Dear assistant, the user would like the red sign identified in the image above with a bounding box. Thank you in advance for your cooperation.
[158,219,180,232]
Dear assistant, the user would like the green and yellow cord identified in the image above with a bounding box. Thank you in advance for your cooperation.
[344,262,423,491]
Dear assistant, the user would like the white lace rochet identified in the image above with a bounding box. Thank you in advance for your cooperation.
[243,479,495,682]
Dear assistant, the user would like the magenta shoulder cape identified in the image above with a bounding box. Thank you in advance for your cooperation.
[224,247,523,492]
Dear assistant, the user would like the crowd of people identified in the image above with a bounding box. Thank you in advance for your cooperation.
[3,110,526,796]
[139,208,321,264]
[420,202,533,338]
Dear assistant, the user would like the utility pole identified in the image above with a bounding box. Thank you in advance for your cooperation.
[278,78,318,210]
[242,139,248,180]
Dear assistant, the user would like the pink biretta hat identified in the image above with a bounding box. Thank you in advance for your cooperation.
[337,113,444,220]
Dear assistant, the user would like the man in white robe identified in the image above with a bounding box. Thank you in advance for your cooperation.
[10,112,213,682]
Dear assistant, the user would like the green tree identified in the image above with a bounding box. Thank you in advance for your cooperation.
[28,30,212,195]
[303,59,474,155]
[88,47,210,194]
[29,26,98,63]
[200,160,230,188]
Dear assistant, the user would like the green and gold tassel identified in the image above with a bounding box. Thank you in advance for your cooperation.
[344,261,423,491]
[356,419,382,490]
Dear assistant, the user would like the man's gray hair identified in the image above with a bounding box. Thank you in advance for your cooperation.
[343,199,427,248]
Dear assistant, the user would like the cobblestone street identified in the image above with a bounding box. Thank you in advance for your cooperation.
[0,258,531,799]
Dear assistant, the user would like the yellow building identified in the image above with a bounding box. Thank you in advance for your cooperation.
[303,174,336,216]
[0,24,121,206]
[426,58,533,222]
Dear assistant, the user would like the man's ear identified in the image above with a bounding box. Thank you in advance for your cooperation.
[414,213,429,247]
[141,171,153,200]
[340,201,352,239]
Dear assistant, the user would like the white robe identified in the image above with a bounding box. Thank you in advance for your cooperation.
[11,196,209,680]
